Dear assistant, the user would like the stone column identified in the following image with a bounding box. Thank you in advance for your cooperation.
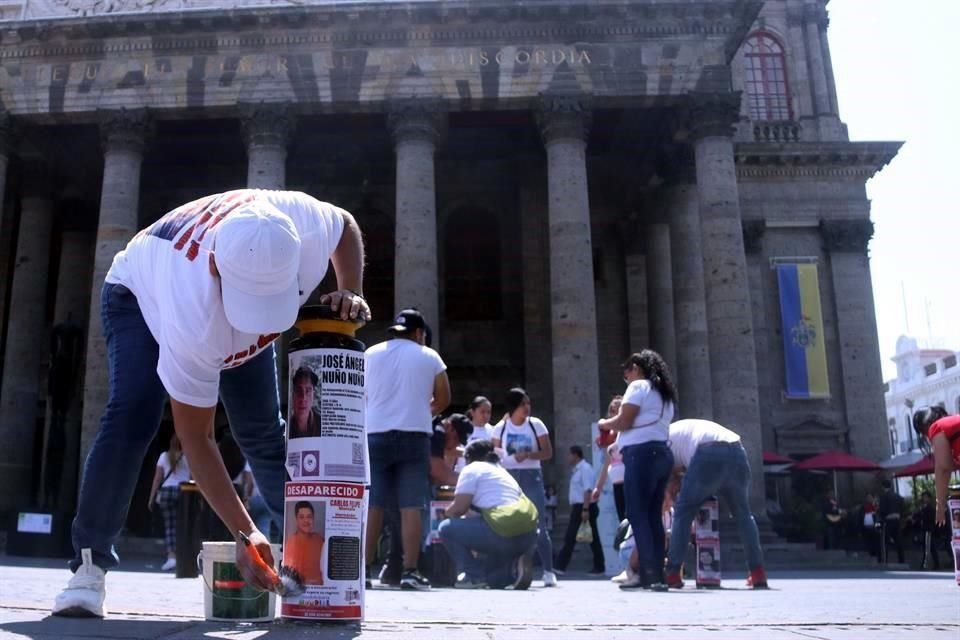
[786,6,815,119]
[804,2,832,116]
[819,11,840,116]
[0,113,14,349]
[242,102,292,190]
[538,95,600,468]
[822,219,888,462]
[0,160,55,509]
[242,103,293,401]
[667,180,713,420]
[79,109,148,473]
[645,222,677,378]
[624,252,650,353]
[690,93,765,512]
[389,100,441,343]
[50,229,94,511]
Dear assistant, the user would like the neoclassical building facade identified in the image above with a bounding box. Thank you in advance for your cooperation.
[0,0,898,518]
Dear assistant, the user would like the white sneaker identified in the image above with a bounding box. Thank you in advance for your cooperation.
[160,558,177,572]
[52,549,105,618]
[611,570,629,583]
[542,571,558,587]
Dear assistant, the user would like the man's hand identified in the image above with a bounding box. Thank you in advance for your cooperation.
[235,529,277,592]
[514,451,529,463]
[320,290,370,322]
[590,488,600,503]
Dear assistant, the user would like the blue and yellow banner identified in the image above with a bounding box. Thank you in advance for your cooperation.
[776,263,830,399]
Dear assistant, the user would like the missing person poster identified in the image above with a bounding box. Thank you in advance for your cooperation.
[694,497,720,541]
[281,482,366,621]
[426,500,453,545]
[287,348,368,484]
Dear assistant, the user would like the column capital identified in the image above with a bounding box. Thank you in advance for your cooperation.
[537,93,591,143]
[98,108,149,153]
[387,98,443,145]
[742,219,766,254]
[688,92,741,141]
[820,218,873,253]
[240,101,294,150]
[803,2,830,29]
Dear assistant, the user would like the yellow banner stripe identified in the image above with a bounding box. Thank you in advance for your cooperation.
[797,264,830,398]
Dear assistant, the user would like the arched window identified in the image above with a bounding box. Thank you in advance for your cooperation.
[743,32,793,121]
[888,428,898,457]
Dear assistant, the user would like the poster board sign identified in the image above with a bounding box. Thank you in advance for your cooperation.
[426,500,453,545]
[287,348,368,484]
[281,482,366,621]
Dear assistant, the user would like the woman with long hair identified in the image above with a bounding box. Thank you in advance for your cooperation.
[598,350,677,590]
[912,406,960,525]
[491,387,557,587]
[148,433,191,571]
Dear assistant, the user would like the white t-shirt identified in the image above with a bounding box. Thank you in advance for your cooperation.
[157,452,191,488]
[493,417,550,470]
[105,190,346,407]
[568,459,596,505]
[668,419,741,468]
[364,339,446,434]
[455,461,523,510]
[618,380,674,448]
[467,424,493,443]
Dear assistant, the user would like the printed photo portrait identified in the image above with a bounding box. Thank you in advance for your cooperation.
[288,365,322,439]
[282,500,326,586]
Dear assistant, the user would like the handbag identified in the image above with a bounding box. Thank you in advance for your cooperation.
[576,520,594,544]
[481,494,539,538]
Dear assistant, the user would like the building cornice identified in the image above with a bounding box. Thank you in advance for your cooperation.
[735,141,902,180]
[0,1,757,58]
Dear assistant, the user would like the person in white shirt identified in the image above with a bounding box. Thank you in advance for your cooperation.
[491,387,558,587]
[54,189,369,618]
[466,395,494,443]
[438,440,538,590]
[663,419,768,590]
[598,350,676,591]
[147,434,191,571]
[364,308,451,591]
[555,445,605,574]
[591,396,626,521]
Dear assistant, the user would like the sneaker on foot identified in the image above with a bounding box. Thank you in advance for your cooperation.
[664,571,684,589]
[400,569,431,591]
[610,570,629,583]
[747,567,769,589]
[542,570,558,587]
[52,549,105,618]
[379,562,402,586]
[619,573,646,590]
[160,558,176,572]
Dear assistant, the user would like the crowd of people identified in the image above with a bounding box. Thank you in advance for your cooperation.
[49,188,957,618]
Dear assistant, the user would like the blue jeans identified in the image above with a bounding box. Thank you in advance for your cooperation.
[438,517,536,588]
[70,283,286,571]
[506,468,553,572]
[367,431,430,509]
[666,442,764,572]
[621,441,674,579]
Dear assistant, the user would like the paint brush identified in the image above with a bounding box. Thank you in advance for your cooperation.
[237,531,304,597]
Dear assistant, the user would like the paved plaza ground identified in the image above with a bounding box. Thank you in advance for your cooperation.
[0,556,957,639]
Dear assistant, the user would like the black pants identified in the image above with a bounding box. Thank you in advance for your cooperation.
[555,503,604,572]
[613,483,626,522]
[882,518,905,564]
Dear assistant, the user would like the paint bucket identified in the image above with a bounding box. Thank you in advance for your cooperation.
[199,541,280,622]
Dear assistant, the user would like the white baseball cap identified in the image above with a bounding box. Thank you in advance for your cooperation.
[214,203,302,334]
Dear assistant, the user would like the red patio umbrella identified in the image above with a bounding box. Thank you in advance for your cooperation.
[893,455,935,478]
[763,451,794,464]
[793,450,882,496]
